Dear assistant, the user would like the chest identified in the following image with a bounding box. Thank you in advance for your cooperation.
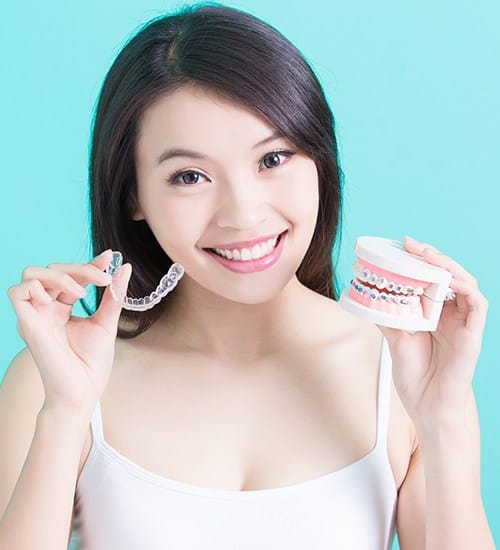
[79,345,411,492]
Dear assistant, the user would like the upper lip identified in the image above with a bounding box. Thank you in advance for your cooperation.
[204,231,286,250]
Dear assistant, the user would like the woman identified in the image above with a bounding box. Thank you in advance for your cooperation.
[1,4,494,549]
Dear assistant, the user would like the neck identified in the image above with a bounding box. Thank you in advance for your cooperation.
[145,274,314,364]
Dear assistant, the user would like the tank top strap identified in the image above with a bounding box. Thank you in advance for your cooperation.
[89,400,105,444]
[375,337,393,451]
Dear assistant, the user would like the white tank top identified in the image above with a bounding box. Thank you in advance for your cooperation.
[70,338,397,549]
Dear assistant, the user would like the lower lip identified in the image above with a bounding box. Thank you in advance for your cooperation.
[204,231,287,273]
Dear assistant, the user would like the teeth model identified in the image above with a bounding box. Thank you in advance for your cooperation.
[339,236,453,332]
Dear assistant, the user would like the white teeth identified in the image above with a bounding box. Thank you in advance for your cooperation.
[368,288,379,300]
[213,235,279,261]
[353,264,425,297]
[361,269,370,282]
[375,277,387,289]
[251,243,263,258]
[240,248,251,260]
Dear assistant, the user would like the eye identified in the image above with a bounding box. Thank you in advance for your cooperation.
[166,170,208,186]
[166,149,296,186]
[259,150,296,171]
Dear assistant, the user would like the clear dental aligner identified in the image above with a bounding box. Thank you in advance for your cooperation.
[339,236,453,332]
[106,251,185,311]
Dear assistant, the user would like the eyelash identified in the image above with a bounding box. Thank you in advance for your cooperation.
[165,149,297,186]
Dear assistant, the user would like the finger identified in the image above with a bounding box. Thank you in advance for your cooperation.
[404,236,476,285]
[46,249,112,271]
[92,263,132,334]
[7,280,60,336]
[89,249,113,269]
[8,279,53,310]
[448,278,488,334]
[421,248,477,286]
[21,266,94,304]
[43,256,113,290]
[22,250,114,302]
[19,271,87,306]
[404,235,440,254]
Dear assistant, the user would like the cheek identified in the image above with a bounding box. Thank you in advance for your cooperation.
[142,195,207,254]
[280,165,319,224]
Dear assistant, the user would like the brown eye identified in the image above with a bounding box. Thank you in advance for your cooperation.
[263,153,281,168]
[260,150,296,171]
[179,172,201,184]
[167,170,208,186]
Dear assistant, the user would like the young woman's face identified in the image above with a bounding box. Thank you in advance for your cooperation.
[133,84,319,304]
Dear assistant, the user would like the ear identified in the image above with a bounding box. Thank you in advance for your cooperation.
[129,195,145,221]
[131,209,145,221]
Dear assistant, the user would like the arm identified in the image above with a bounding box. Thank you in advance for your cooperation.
[397,388,494,549]
[0,349,91,550]
[378,237,494,549]
[2,251,128,548]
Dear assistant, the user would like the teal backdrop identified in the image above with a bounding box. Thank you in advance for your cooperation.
[1,1,498,547]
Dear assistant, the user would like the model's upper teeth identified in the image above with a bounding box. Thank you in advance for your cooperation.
[353,261,424,296]
[213,235,279,261]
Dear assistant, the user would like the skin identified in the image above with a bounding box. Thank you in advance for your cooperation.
[131,83,321,362]
[4,83,493,548]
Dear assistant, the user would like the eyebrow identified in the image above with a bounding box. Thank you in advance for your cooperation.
[155,130,285,165]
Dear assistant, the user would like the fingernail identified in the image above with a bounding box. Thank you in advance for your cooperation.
[95,249,111,259]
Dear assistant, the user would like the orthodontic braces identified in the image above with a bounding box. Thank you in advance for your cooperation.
[340,236,456,333]
[350,279,420,305]
[353,261,424,296]
[106,251,184,311]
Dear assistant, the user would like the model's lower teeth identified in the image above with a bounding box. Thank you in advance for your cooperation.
[210,233,281,262]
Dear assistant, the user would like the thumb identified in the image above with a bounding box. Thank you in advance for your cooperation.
[92,263,132,333]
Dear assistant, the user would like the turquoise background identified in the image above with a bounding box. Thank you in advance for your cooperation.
[1,1,498,547]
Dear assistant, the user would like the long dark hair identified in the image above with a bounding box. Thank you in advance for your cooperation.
[82,2,344,338]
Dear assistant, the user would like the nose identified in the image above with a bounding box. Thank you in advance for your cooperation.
[215,174,269,230]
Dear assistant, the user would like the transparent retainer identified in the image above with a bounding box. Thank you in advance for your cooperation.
[105,251,184,311]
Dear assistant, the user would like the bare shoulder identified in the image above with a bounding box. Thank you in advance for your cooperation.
[0,348,46,515]
[307,292,416,489]
[300,287,382,349]
[1,347,45,417]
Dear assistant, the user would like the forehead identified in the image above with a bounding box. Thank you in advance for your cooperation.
[136,84,279,156]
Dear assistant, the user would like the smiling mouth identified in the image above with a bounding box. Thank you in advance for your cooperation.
[202,231,286,261]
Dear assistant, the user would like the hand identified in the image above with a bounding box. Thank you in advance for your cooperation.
[376,236,488,431]
[7,250,132,413]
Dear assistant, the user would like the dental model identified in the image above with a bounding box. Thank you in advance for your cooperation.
[339,236,455,332]
[106,251,185,311]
